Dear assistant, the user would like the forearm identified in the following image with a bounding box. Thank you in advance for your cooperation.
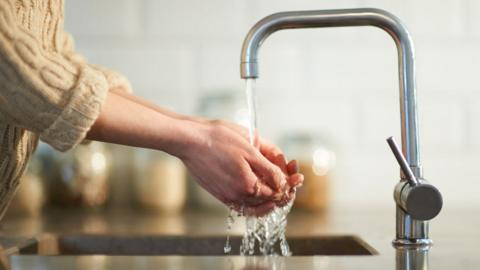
[111,89,209,123]
[86,91,205,157]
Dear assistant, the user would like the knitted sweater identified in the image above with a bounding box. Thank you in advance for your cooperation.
[0,0,131,219]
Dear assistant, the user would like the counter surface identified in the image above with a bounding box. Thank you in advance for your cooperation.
[0,206,477,269]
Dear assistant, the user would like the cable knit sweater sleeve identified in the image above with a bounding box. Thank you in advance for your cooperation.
[0,1,109,152]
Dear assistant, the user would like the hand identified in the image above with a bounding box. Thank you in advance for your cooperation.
[211,120,304,204]
[180,120,287,216]
[181,120,303,216]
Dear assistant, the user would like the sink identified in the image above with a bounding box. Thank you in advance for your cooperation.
[17,234,377,256]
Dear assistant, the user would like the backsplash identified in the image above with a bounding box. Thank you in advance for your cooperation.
[65,0,480,208]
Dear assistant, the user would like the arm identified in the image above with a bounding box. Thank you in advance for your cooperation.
[63,31,303,215]
[111,88,208,123]
[86,91,301,216]
[0,1,109,151]
[86,91,197,156]
[0,1,302,215]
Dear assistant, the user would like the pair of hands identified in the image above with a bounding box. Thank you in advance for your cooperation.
[181,120,304,217]
[87,91,301,217]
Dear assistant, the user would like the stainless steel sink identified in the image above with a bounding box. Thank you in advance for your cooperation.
[17,234,377,256]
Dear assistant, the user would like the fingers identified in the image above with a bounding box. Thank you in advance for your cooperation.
[248,153,287,191]
[228,172,302,215]
[273,173,303,208]
[273,154,288,174]
[287,173,304,188]
[259,139,282,161]
[259,138,282,155]
[243,182,276,205]
[241,161,278,201]
[275,189,296,208]
[287,160,299,175]
[259,138,299,177]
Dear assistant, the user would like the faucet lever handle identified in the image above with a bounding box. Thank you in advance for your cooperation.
[386,136,419,186]
[388,136,443,220]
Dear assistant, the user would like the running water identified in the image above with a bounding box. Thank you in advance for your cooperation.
[240,202,293,256]
[245,79,259,147]
[224,207,236,254]
[224,79,294,256]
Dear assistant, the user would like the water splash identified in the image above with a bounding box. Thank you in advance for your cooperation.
[240,201,293,256]
[224,207,236,254]
[222,78,294,256]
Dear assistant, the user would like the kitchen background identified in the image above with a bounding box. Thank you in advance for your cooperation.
[9,0,480,218]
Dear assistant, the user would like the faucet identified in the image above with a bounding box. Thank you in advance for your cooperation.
[396,244,430,270]
[240,8,443,246]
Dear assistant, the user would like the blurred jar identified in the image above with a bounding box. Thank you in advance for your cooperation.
[133,149,186,214]
[106,144,135,209]
[280,133,336,212]
[192,90,248,212]
[39,142,112,208]
[198,90,250,127]
[5,152,45,216]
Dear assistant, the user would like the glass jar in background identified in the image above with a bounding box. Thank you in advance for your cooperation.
[106,144,135,209]
[197,90,250,128]
[280,133,336,212]
[192,90,249,212]
[133,149,186,214]
[39,142,112,208]
[4,152,45,217]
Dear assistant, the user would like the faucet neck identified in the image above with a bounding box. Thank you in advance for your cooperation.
[240,8,422,177]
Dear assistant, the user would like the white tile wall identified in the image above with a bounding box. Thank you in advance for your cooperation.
[65,0,141,37]
[407,0,467,38]
[144,0,248,41]
[256,45,308,91]
[258,91,358,146]
[469,99,480,149]
[359,93,400,148]
[197,43,244,91]
[470,0,480,37]
[304,39,397,92]
[81,45,197,91]
[65,0,480,208]
[416,42,480,93]
[420,94,467,151]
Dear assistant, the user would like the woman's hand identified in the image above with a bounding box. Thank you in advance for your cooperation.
[180,120,303,216]
[215,120,304,206]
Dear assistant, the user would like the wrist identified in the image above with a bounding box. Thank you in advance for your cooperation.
[161,119,209,160]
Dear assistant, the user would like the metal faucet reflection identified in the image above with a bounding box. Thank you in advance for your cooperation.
[240,8,443,246]
[396,246,430,270]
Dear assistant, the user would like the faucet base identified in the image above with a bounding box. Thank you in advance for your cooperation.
[392,238,432,247]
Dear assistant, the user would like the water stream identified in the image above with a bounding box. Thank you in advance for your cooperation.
[224,79,293,256]
[224,207,236,254]
[245,79,259,147]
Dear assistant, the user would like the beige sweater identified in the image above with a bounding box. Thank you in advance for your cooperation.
[0,0,131,218]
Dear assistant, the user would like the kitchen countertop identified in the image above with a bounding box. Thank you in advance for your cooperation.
[0,205,478,269]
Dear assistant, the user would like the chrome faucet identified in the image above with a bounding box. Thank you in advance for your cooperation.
[240,8,443,246]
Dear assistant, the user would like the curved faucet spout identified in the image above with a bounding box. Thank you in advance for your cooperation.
[240,8,421,176]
